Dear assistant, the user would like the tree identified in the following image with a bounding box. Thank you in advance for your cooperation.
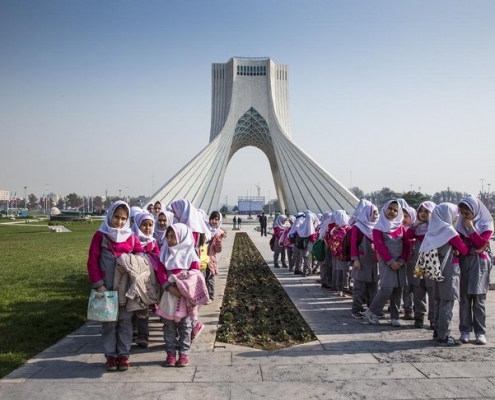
[431,189,468,205]
[400,191,431,209]
[28,194,38,210]
[66,193,82,209]
[350,186,364,199]
[220,205,228,213]
[57,197,66,210]
[93,196,104,209]
[233,205,238,212]
[366,187,401,208]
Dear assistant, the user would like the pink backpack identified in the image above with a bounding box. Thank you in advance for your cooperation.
[327,225,351,261]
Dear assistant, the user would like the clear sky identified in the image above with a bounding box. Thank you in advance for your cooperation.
[1,0,494,206]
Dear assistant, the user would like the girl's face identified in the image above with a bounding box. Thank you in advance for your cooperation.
[402,212,411,227]
[166,229,178,247]
[209,216,220,227]
[147,204,153,213]
[153,202,162,215]
[111,208,128,229]
[385,202,399,221]
[460,207,474,221]
[417,206,431,223]
[140,219,154,236]
[371,209,379,222]
[157,214,168,229]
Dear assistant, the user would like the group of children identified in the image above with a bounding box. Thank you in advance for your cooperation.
[270,195,493,347]
[86,198,226,371]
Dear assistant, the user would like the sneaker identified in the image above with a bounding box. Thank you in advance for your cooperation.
[351,311,364,319]
[206,299,213,305]
[476,334,487,345]
[437,336,462,347]
[364,309,380,325]
[191,321,204,341]
[117,356,130,371]
[403,312,414,320]
[459,332,470,343]
[391,319,401,327]
[135,337,149,348]
[105,357,118,371]
[176,354,189,367]
[414,318,424,329]
[377,312,386,319]
[164,351,176,367]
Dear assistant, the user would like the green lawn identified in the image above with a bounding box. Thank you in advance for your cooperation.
[0,222,98,378]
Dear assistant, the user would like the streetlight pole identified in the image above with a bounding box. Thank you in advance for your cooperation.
[119,189,122,199]
[24,186,27,209]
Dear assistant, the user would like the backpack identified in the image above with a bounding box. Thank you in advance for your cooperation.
[199,243,210,271]
[327,225,351,261]
[269,235,275,251]
[311,238,326,261]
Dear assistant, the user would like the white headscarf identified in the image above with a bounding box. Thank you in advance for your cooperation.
[170,199,210,239]
[332,210,350,227]
[373,199,404,233]
[130,206,143,221]
[154,210,175,247]
[98,201,133,243]
[354,203,378,240]
[132,212,155,246]
[420,203,459,252]
[415,201,436,236]
[396,198,409,209]
[349,199,371,226]
[318,212,334,239]
[207,210,223,238]
[273,214,288,230]
[289,214,304,236]
[296,210,318,237]
[403,206,417,226]
[455,195,494,236]
[159,223,200,270]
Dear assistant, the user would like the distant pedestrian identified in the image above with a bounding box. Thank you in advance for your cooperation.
[233,216,238,229]
[237,217,242,229]
[258,212,267,236]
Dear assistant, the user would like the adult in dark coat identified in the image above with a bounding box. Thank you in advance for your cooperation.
[258,213,267,236]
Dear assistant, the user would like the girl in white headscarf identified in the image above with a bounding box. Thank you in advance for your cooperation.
[456,195,494,345]
[319,212,335,289]
[294,210,319,276]
[205,211,227,303]
[350,202,379,318]
[364,200,410,327]
[170,199,211,246]
[403,201,437,327]
[330,210,351,295]
[86,200,144,372]
[156,223,201,367]
[273,214,288,269]
[280,216,296,272]
[154,210,175,249]
[419,203,468,346]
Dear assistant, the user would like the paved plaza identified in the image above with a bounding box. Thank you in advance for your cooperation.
[2,221,495,399]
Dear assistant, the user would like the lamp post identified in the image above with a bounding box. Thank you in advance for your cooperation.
[24,186,27,209]
[119,189,122,199]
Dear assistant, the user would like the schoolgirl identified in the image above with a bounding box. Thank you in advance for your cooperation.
[456,195,494,345]
[205,211,227,302]
[273,214,289,268]
[290,212,305,275]
[364,200,410,327]
[331,210,351,296]
[156,223,201,367]
[153,201,164,219]
[318,212,334,289]
[86,201,144,371]
[401,206,417,322]
[280,216,296,272]
[154,210,175,249]
[295,210,319,276]
[129,206,143,227]
[350,201,378,318]
[419,203,468,345]
[404,201,436,328]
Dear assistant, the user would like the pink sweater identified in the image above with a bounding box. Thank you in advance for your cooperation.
[372,226,410,264]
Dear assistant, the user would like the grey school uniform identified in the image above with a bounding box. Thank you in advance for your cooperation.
[351,234,378,313]
[319,243,333,287]
[408,237,434,322]
[458,228,492,336]
[433,242,460,340]
[368,231,406,320]
[98,238,134,359]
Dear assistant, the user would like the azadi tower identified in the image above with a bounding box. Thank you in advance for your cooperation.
[147,57,358,214]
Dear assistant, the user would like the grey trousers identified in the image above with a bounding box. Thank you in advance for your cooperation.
[102,305,133,358]
[273,240,286,267]
[402,284,414,313]
[352,280,377,313]
[369,286,402,320]
[205,268,215,300]
[286,248,294,270]
[334,270,345,291]
[162,316,192,355]
[320,255,332,286]
[133,313,149,338]
[433,297,454,340]
[413,283,434,321]
[459,293,487,335]
[293,247,303,272]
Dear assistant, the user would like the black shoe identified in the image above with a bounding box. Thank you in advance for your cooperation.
[414,318,424,329]
[429,321,435,330]
[274,265,281,268]
[282,264,288,268]
[432,330,438,340]
[436,336,461,346]
[294,270,303,275]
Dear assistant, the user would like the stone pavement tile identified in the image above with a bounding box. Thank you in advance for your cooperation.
[231,350,378,366]
[373,347,495,363]
[261,362,425,382]
[194,365,262,382]
[413,361,495,378]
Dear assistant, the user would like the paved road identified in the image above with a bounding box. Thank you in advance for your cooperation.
[1,225,495,399]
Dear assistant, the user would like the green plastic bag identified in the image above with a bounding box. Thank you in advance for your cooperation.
[87,290,118,322]
[312,239,326,261]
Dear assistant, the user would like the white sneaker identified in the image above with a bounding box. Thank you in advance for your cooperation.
[364,309,380,325]
[391,319,401,327]
[459,332,470,343]
[476,334,487,345]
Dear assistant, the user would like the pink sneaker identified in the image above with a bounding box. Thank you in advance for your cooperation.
[176,354,189,367]
[164,351,176,367]
[191,321,204,342]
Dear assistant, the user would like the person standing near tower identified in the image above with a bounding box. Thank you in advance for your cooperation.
[259,212,267,236]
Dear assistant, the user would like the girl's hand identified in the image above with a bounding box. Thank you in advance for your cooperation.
[453,249,459,256]
[97,285,107,293]
[117,265,126,273]
[390,261,400,271]
[353,260,361,269]
[167,286,181,298]
[463,219,474,230]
